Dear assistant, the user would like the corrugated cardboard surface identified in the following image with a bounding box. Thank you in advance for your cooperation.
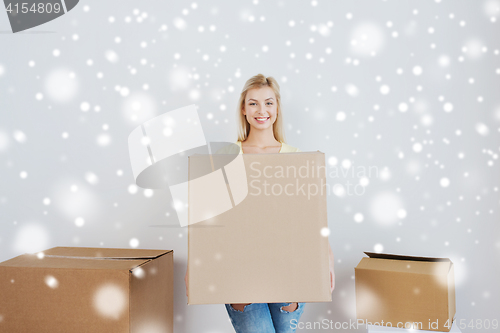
[188,151,331,304]
[130,252,174,333]
[0,247,173,333]
[355,252,456,332]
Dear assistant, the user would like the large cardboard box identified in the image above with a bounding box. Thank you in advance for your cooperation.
[187,151,331,304]
[355,252,456,332]
[0,246,173,333]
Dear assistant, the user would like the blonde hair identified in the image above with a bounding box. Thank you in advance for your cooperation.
[236,74,287,143]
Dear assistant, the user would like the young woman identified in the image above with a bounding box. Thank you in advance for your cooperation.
[185,74,335,333]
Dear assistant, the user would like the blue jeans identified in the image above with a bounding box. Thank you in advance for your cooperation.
[225,302,306,333]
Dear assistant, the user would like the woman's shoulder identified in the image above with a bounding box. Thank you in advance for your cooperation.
[281,142,302,152]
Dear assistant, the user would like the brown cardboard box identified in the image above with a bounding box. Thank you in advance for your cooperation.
[355,252,456,332]
[0,247,173,333]
[187,151,331,304]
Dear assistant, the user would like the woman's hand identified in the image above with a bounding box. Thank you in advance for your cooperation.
[185,266,189,298]
[328,243,335,293]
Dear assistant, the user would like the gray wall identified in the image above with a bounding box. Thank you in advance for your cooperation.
[0,0,499,332]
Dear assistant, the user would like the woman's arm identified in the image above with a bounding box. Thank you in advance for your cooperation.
[185,266,188,297]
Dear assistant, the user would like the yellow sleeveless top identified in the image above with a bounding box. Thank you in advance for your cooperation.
[215,141,301,154]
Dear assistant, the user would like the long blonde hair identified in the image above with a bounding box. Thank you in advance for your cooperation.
[236,74,286,143]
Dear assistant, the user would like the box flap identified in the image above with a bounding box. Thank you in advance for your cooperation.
[0,247,173,272]
[357,252,452,275]
[364,252,451,262]
[40,247,171,259]
[0,253,148,271]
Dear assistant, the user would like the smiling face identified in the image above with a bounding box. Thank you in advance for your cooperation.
[242,86,278,130]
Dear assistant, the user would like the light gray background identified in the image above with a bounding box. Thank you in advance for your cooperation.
[1,0,499,332]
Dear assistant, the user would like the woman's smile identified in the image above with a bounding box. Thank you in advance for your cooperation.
[254,116,270,123]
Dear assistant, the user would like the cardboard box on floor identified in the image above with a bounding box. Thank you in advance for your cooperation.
[0,247,173,333]
[355,252,456,332]
[187,150,331,304]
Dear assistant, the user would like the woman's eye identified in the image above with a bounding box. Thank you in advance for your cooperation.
[248,102,272,105]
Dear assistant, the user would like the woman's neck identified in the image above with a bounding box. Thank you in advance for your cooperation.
[243,129,280,146]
